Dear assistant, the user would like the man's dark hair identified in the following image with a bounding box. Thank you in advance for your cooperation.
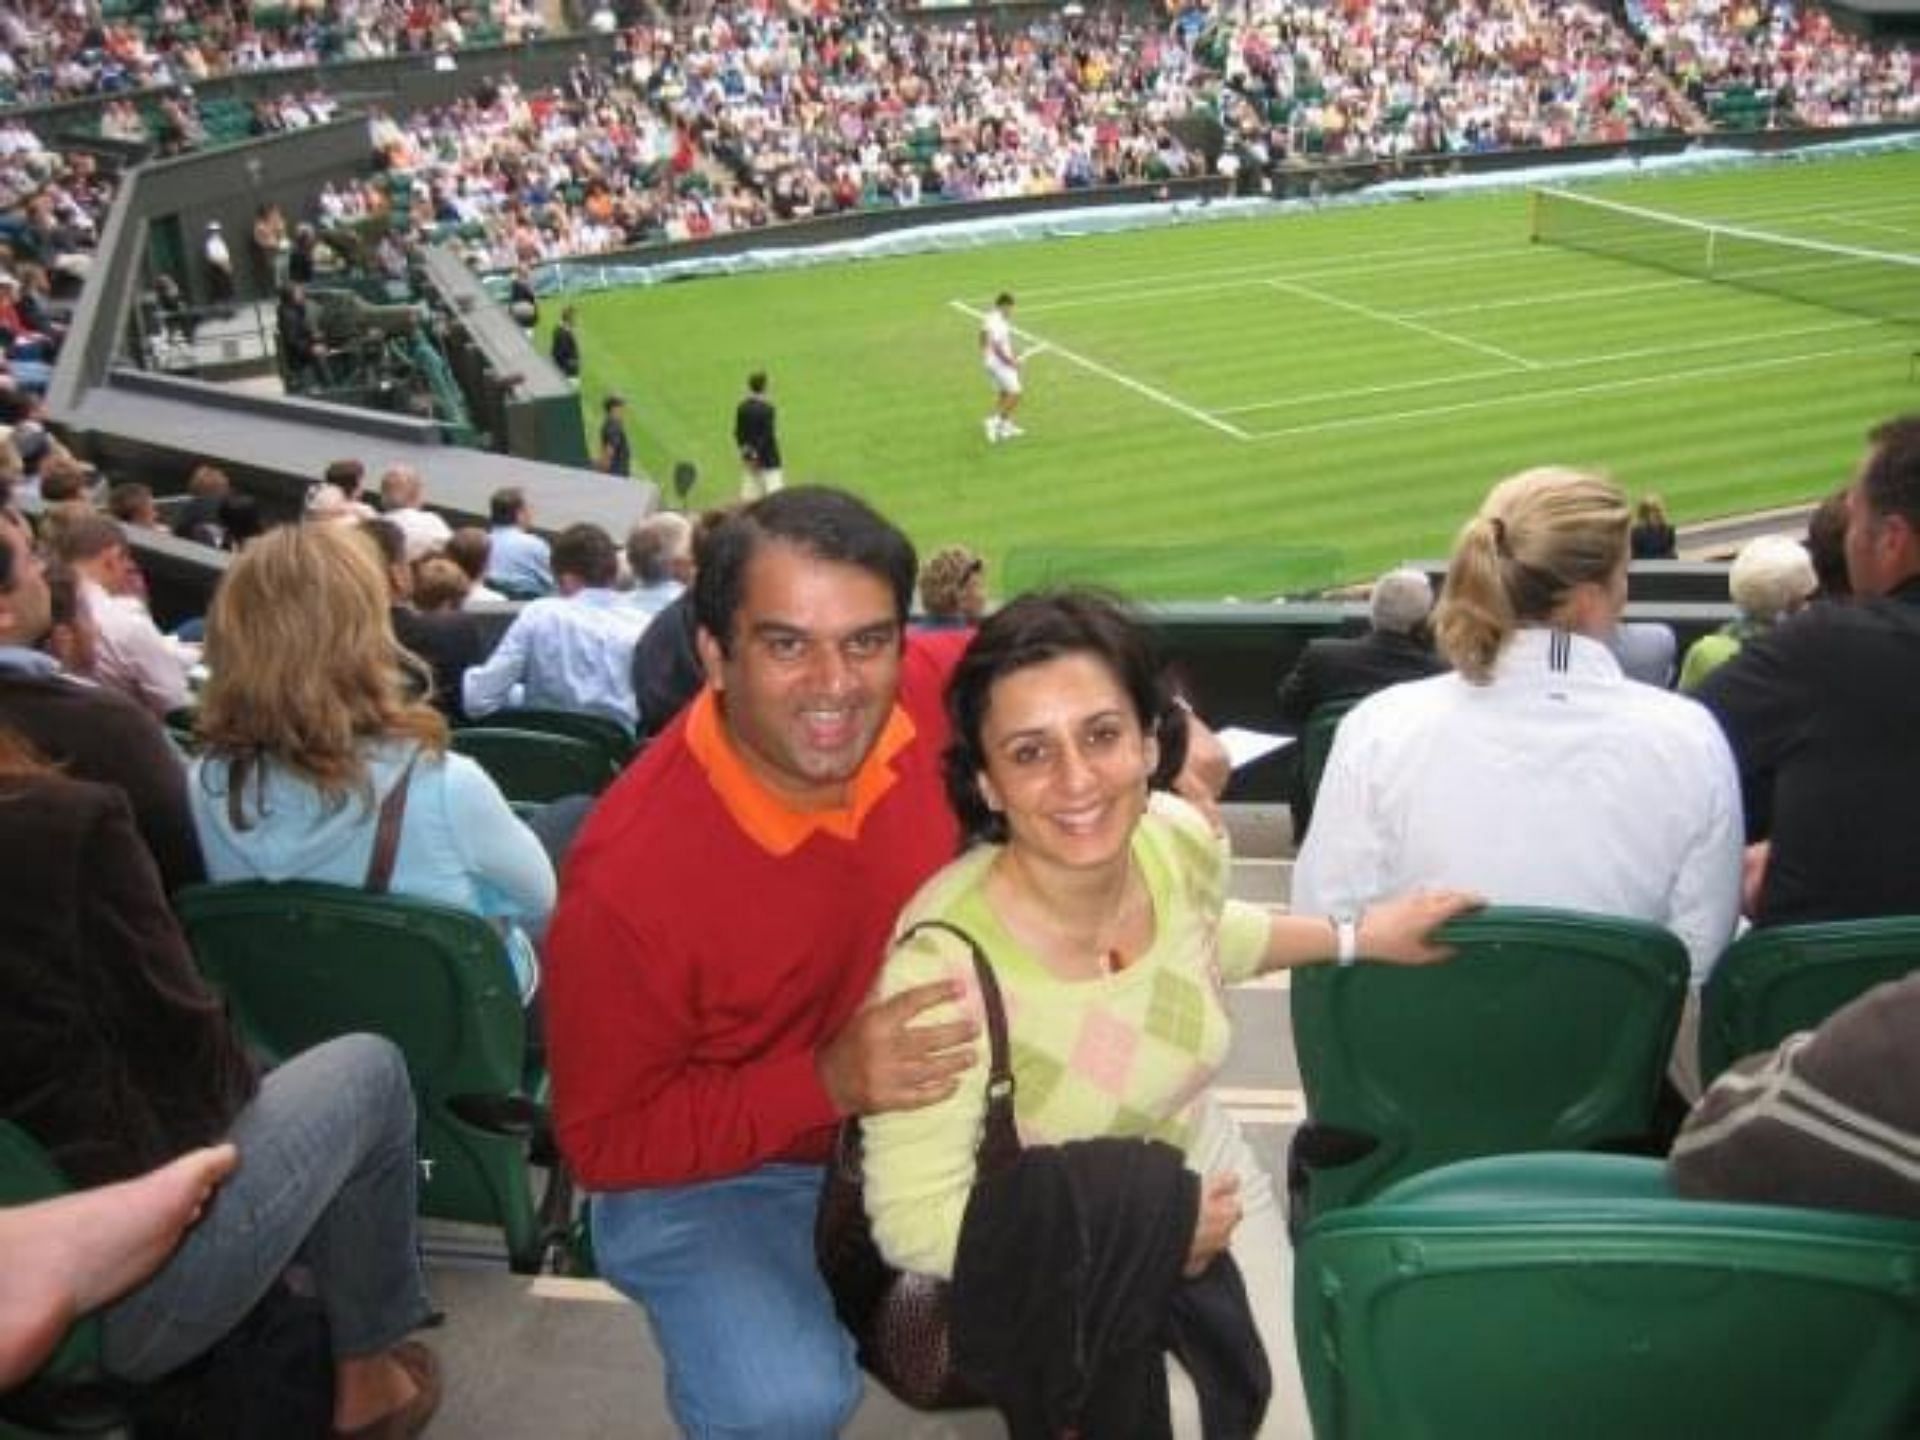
[995,292,1014,308]
[941,589,1186,847]
[446,526,491,583]
[45,562,81,632]
[324,458,366,497]
[489,487,527,527]
[1859,415,1920,532]
[604,395,625,415]
[107,481,154,524]
[1805,487,1852,601]
[38,458,95,505]
[51,514,125,565]
[747,370,768,394]
[694,487,916,658]
[552,523,619,589]
[357,516,407,570]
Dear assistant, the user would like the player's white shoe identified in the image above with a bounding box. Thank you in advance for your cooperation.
[1002,422,1025,438]
[985,417,1003,443]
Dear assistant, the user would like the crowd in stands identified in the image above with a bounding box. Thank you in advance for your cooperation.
[1627,0,1920,127]
[0,1,1910,292]
[0,123,113,412]
[0,0,548,109]
[1209,0,1688,166]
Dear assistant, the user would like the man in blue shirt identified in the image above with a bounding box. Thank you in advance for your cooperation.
[462,524,650,729]
[485,488,554,598]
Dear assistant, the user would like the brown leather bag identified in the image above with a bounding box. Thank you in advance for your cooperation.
[815,919,1020,1411]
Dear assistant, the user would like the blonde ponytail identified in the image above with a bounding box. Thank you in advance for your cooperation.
[1435,514,1514,684]
[1434,467,1631,685]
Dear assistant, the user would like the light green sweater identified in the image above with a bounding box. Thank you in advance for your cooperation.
[861,794,1270,1278]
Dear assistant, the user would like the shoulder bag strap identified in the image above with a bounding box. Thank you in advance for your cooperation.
[362,751,421,895]
[897,918,1021,1175]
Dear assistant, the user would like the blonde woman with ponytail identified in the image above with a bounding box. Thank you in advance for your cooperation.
[1293,467,1743,986]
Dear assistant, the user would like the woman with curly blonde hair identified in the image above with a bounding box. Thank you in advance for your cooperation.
[1296,466,1743,985]
[190,521,553,998]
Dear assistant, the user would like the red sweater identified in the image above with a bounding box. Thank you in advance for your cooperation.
[547,634,966,1189]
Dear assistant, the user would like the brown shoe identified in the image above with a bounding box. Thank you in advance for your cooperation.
[332,1340,443,1439]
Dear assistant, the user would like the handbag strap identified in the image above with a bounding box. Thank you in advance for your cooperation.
[897,919,1021,1175]
[362,752,420,895]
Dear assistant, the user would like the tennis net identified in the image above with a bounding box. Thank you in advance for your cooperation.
[1530,187,1920,330]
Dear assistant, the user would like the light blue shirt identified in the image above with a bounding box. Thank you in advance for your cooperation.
[461,588,650,727]
[622,579,684,618]
[486,525,554,595]
[189,741,556,998]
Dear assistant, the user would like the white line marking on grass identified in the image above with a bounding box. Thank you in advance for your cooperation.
[1012,238,1507,304]
[1214,316,1879,416]
[1213,365,1522,416]
[947,299,1251,441]
[1809,213,1920,243]
[1263,277,1542,369]
[1242,338,1914,441]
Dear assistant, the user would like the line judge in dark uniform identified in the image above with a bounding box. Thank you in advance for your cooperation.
[733,370,783,500]
[599,394,632,479]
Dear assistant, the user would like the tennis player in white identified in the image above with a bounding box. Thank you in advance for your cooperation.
[981,292,1024,443]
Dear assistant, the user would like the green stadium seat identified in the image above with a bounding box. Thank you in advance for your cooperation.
[1296,696,1359,832]
[1295,1153,1920,1440]
[460,708,637,768]
[1699,916,1920,1084]
[0,1123,128,1437]
[1290,907,1689,1227]
[175,881,573,1273]
[450,728,620,806]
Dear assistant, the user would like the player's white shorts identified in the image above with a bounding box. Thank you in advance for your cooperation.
[986,360,1022,396]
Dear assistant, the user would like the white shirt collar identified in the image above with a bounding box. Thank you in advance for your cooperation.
[1494,627,1623,685]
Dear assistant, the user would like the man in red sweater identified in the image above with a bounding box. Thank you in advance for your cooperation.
[546,488,977,1436]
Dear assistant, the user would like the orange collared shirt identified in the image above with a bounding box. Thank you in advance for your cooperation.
[683,687,918,856]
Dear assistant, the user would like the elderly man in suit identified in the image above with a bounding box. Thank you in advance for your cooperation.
[1278,567,1445,726]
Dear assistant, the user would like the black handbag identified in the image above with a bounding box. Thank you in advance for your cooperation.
[816,919,1021,1410]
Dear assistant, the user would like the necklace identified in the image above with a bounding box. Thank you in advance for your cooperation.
[988,855,1154,982]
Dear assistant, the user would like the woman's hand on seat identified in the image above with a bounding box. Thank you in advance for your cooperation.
[1358,890,1484,966]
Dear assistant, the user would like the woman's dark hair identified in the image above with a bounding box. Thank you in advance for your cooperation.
[943,589,1187,847]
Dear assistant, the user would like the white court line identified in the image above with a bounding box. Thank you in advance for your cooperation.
[947,299,1250,440]
[1213,364,1519,417]
[1403,271,1724,319]
[1264,276,1541,370]
[1016,243,1537,317]
[1242,337,1915,442]
[1808,212,1920,243]
[1212,316,1877,417]
[1010,237,1506,304]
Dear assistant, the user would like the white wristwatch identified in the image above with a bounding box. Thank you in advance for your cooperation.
[1333,914,1359,967]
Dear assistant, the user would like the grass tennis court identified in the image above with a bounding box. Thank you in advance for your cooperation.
[558,148,1920,598]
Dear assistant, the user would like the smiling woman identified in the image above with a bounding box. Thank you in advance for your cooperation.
[858,589,1477,1436]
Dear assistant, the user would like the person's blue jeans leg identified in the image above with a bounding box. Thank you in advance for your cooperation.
[593,1164,861,1439]
[100,1034,434,1380]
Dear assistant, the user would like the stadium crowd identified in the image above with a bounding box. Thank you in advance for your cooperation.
[0,1,1910,273]
[0,0,549,108]
[1627,0,1920,127]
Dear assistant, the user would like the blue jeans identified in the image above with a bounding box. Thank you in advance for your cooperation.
[594,1164,861,1438]
[101,1034,434,1380]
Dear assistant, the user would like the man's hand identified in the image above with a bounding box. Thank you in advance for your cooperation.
[817,981,979,1117]
[1184,1171,1241,1277]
